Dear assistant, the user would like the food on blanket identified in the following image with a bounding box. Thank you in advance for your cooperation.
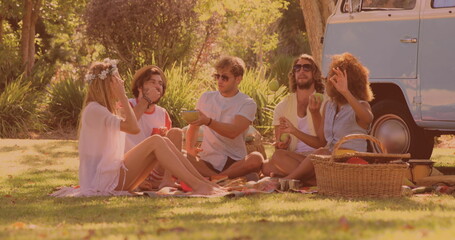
[313,92,324,102]
[211,175,229,184]
[401,186,413,196]
[268,79,280,92]
[181,110,200,123]
[411,186,434,194]
[346,157,368,164]
[334,149,357,156]
[280,133,290,142]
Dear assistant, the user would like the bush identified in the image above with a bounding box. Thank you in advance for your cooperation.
[0,76,44,138]
[239,68,287,135]
[269,54,294,87]
[159,63,210,128]
[46,78,86,129]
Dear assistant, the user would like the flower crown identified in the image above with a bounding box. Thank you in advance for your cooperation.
[85,58,119,84]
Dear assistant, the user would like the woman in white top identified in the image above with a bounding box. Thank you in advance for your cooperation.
[53,59,223,196]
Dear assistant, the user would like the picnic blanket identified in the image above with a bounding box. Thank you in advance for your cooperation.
[141,177,319,198]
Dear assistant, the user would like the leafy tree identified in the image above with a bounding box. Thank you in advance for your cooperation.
[85,0,199,70]
[196,0,288,67]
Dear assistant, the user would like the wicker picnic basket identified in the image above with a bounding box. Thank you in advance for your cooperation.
[310,134,410,198]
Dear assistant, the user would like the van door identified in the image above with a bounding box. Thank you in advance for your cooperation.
[322,0,420,79]
[419,0,455,121]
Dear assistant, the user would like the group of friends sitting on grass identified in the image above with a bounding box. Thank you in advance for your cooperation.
[52,52,374,197]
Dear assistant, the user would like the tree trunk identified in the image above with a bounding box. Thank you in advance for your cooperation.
[321,0,336,22]
[0,16,3,44]
[21,0,41,76]
[299,0,325,68]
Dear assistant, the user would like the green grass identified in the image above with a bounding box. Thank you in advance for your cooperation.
[1,140,455,240]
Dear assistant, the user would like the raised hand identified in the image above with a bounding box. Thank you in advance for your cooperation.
[309,93,323,114]
[328,67,349,95]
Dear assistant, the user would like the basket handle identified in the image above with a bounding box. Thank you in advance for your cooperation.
[332,134,387,157]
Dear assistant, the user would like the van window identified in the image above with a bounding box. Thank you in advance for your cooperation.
[342,0,362,13]
[361,0,416,10]
[433,0,455,8]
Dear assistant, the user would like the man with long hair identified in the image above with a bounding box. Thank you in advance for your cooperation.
[262,54,325,178]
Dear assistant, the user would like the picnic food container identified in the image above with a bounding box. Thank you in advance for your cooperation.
[405,159,435,184]
[310,134,410,198]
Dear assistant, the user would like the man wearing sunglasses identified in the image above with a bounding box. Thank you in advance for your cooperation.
[262,54,325,177]
[185,56,264,181]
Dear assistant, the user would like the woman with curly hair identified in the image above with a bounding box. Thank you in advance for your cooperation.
[277,52,374,184]
[51,59,224,196]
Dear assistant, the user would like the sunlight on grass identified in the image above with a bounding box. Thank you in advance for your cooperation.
[1,139,455,240]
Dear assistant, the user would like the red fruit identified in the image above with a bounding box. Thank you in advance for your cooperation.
[346,157,368,164]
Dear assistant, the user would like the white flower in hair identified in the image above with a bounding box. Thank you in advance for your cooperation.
[85,58,119,84]
[85,73,95,84]
[99,69,108,80]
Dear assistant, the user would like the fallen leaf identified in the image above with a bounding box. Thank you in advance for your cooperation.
[403,224,414,230]
[339,216,350,231]
[11,222,26,229]
[4,195,12,198]
[83,229,96,240]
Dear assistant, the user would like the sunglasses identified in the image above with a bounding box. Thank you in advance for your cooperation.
[293,64,313,73]
[213,73,230,82]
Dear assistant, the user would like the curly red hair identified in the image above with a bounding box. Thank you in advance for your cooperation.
[326,52,374,104]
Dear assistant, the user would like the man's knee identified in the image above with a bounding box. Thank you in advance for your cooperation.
[246,151,264,170]
[166,128,182,139]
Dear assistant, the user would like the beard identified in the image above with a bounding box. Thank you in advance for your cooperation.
[296,78,314,90]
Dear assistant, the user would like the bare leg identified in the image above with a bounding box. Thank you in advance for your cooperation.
[116,135,222,195]
[284,148,330,180]
[161,137,219,187]
[155,128,184,188]
[187,154,219,177]
[219,152,264,178]
[263,149,307,177]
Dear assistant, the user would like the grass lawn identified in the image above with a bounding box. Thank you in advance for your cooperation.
[1,139,455,240]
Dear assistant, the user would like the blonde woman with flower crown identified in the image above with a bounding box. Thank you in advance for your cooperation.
[51,59,224,196]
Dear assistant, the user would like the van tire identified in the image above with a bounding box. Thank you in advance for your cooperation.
[370,100,433,159]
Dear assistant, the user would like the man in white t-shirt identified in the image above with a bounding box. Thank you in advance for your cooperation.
[262,54,325,177]
[185,56,264,180]
[125,65,182,190]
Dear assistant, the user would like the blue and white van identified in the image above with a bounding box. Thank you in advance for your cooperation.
[322,0,455,159]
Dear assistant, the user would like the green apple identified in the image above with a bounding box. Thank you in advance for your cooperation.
[181,110,199,123]
[313,92,324,102]
[268,79,280,92]
[280,133,290,142]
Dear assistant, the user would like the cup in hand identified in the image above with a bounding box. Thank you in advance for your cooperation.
[181,110,200,123]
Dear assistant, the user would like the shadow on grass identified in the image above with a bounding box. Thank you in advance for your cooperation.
[1,167,455,240]
[0,145,28,153]
[16,141,78,167]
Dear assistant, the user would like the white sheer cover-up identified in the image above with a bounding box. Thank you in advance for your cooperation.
[51,102,132,197]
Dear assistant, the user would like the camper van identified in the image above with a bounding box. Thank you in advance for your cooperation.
[322,0,455,159]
